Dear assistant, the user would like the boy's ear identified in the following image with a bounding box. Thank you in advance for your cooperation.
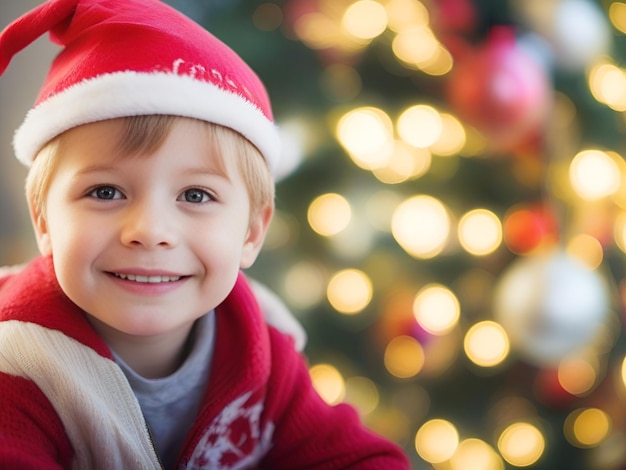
[28,200,52,256]
[240,205,273,269]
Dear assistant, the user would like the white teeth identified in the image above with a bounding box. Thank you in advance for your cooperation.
[114,273,181,283]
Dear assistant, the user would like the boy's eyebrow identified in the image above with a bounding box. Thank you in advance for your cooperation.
[181,167,230,179]
[72,163,232,180]
[72,163,121,176]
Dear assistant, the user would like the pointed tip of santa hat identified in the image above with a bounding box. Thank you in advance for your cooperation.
[0,0,281,173]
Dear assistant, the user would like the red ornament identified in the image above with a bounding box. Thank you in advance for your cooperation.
[431,0,477,35]
[503,203,559,254]
[445,27,551,153]
[533,368,577,408]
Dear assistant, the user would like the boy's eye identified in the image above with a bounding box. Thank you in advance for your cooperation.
[89,186,122,200]
[180,188,212,203]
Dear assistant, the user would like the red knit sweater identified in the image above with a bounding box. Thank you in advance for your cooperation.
[0,256,410,469]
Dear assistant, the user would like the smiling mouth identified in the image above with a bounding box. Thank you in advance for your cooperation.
[112,273,182,283]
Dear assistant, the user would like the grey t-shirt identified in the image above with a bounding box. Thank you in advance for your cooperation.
[111,312,216,468]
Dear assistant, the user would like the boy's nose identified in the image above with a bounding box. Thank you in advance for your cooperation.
[120,201,178,248]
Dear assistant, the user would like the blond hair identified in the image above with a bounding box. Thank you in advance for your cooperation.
[26,115,275,223]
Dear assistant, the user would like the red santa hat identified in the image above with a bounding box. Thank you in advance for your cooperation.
[0,0,281,173]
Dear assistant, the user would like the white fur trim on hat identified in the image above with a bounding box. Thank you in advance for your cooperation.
[13,70,281,173]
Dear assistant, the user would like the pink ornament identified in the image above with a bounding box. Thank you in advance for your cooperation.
[445,27,552,153]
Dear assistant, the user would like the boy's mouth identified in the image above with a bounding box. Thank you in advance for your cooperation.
[112,273,182,283]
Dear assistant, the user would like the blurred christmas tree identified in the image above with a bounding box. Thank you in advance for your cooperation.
[171,0,626,468]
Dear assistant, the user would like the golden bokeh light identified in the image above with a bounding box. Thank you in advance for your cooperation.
[464,321,510,368]
[415,419,459,464]
[385,0,429,33]
[564,408,611,448]
[371,141,432,184]
[613,212,626,254]
[397,104,443,148]
[308,193,352,236]
[309,363,346,405]
[344,376,380,416]
[336,107,394,169]
[569,149,621,201]
[391,195,450,258]
[342,0,388,40]
[588,61,626,111]
[293,12,342,50]
[418,44,453,76]
[610,2,626,32]
[282,261,326,310]
[566,234,604,270]
[429,113,466,156]
[558,356,597,396]
[392,26,439,69]
[413,284,460,335]
[497,422,545,467]
[327,269,373,314]
[384,335,425,378]
[450,438,504,470]
[458,209,502,256]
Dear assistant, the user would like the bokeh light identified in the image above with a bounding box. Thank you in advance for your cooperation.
[344,376,380,416]
[564,408,612,448]
[450,438,504,470]
[371,141,432,184]
[566,234,604,270]
[397,104,443,148]
[327,268,373,314]
[569,149,621,201]
[336,107,394,169]
[429,113,467,156]
[391,195,450,258]
[558,356,597,396]
[588,61,626,111]
[415,419,459,464]
[342,0,388,41]
[608,2,626,33]
[392,26,440,69]
[464,321,510,367]
[308,193,352,236]
[613,212,626,254]
[282,261,326,309]
[458,209,502,256]
[413,284,460,335]
[609,2,626,33]
[384,335,425,378]
[497,422,545,467]
[292,11,340,50]
[309,363,346,405]
[385,0,429,33]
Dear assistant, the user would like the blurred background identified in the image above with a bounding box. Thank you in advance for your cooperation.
[3,0,626,468]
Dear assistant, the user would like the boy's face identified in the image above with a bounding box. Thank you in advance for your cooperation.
[31,117,270,345]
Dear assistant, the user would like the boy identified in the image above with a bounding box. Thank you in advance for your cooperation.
[0,0,410,469]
